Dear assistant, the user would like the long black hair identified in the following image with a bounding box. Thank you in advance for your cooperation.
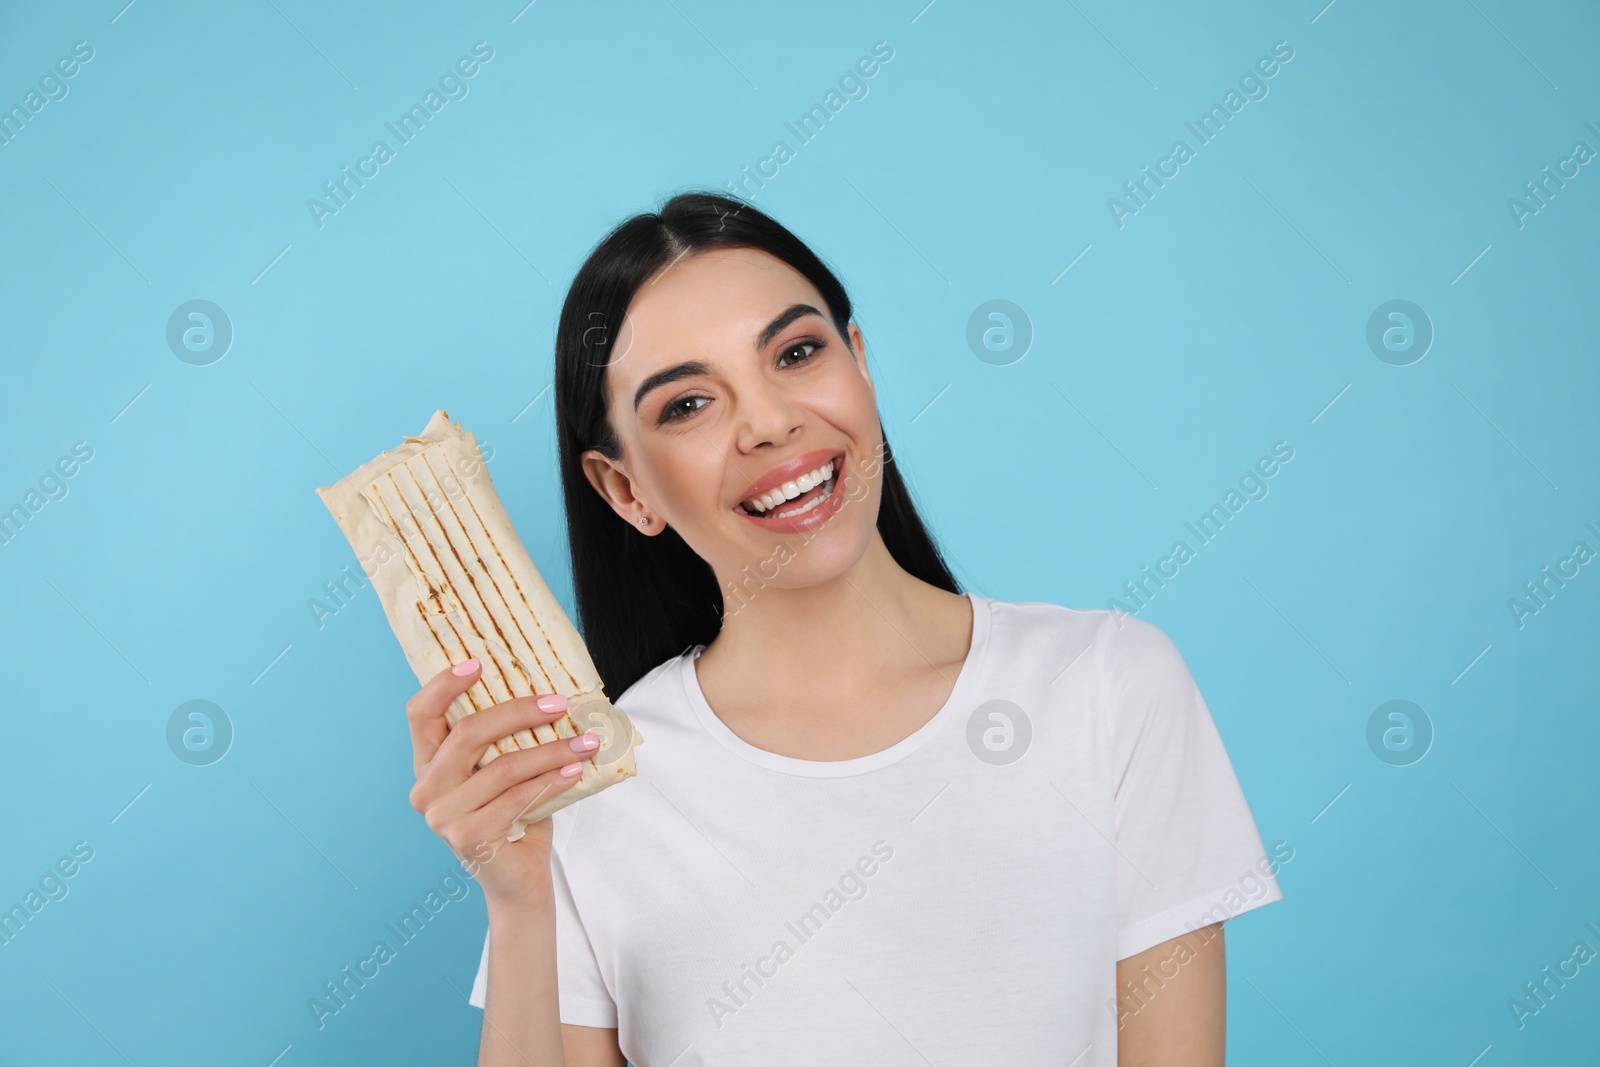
[554,190,960,698]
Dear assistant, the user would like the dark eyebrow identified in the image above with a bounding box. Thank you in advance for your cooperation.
[633,360,712,414]
[631,304,828,413]
[756,303,826,349]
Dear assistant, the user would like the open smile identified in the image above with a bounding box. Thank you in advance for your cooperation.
[731,449,848,533]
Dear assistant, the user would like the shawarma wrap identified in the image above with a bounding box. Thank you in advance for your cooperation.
[316,409,640,841]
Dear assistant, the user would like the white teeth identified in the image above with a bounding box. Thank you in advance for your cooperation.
[743,460,835,513]
[772,475,835,518]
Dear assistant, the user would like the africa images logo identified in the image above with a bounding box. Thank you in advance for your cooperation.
[306,41,495,229]
[1106,41,1295,229]
[705,840,895,1029]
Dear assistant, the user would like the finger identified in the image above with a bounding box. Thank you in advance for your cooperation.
[411,693,571,810]
[407,658,485,776]
[455,760,586,847]
[431,693,572,778]
[426,730,600,829]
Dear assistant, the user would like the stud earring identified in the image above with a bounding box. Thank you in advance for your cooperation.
[638,515,650,526]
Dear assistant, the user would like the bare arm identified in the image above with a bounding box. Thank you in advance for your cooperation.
[475,894,626,1067]
[1115,922,1226,1067]
[560,1026,626,1067]
[477,898,565,1065]
[397,659,624,1066]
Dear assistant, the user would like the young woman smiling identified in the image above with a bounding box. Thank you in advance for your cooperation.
[402,192,1283,1066]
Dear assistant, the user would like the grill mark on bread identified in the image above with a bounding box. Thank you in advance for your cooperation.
[393,456,575,753]
[369,491,489,715]
[418,451,563,696]
[392,462,531,698]
[368,492,504,757]
[371,470,558,761]
[412,460,569,751]
[370,490,497,728]
[413,454,578,749]
[446,452,585,692]
[413,602,502,761]
[373,478,522,758]
[393,459,550,752]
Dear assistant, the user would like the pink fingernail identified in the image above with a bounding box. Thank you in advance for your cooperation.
[536,693,568,712]
[451,658,480,677]
[569,733,599,752]
[559,762,583,777]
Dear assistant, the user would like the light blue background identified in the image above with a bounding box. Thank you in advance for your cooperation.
[3,0,1597,1063]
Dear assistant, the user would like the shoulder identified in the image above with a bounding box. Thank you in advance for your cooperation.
[980,596,1197,721]
[1092,611,1190,679]
[978,593,1106,652]
[980,595,1184,674]
[609,646,693,722]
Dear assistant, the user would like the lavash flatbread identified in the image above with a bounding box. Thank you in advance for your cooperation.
[316,409,641,841]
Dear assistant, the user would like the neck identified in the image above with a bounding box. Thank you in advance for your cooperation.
[703,534,943,692]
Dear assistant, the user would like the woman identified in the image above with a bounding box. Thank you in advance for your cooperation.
[405,191,1283,1065]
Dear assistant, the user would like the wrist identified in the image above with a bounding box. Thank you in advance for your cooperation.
[485,884,556,924]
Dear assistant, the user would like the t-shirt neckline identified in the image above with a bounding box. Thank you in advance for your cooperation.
[679,590,992,778]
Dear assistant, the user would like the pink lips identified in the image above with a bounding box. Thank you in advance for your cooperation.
[733,448,843,509]
[732,449,847,534]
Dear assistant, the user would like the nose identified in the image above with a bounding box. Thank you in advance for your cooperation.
[732,374,804,454]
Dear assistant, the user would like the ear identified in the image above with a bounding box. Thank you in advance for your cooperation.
[847,322,872,394]
[580,448,658,531]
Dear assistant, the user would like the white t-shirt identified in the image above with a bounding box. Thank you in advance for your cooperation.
[469,592,1283,1064]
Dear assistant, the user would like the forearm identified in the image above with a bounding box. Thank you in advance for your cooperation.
[1116,924,1226,1066]
[478,894,565,1067]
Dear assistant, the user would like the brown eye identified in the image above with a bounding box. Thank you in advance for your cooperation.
[777,340,823,369]
[659,394,710,425]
